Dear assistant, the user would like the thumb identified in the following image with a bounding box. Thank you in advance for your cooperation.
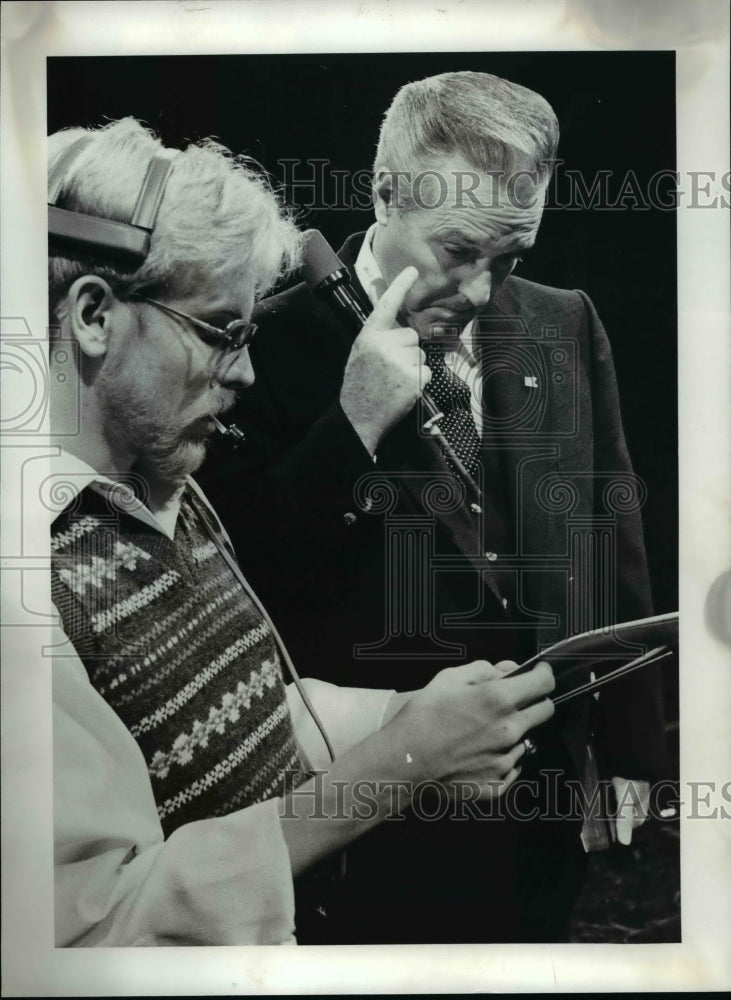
[364,265,418,330]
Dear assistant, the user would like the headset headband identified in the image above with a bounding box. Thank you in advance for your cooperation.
[48,135,178,266]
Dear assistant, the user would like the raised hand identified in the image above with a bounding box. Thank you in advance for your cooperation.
[339,265,429,454]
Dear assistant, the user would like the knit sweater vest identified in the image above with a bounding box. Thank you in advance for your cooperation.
[51,482,311,837]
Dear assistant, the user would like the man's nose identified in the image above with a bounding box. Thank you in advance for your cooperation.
[217,348,256,389]
[458,269,492,308]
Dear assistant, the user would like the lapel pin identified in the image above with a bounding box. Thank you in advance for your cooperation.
[524,376,539,389]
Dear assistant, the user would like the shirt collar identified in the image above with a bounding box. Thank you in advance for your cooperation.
[46,449,172,535]
[44,449,233,553]
[353,223,478,364]
[353,223,389,307]
[46,448,234,545]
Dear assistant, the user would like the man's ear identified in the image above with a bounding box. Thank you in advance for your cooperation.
[65,276,118,358]
[373,168,398,225]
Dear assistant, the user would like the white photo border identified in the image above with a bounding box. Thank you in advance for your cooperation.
[1,0,729,994]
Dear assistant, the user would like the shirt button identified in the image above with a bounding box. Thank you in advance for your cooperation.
[343,512,357,526]
[485,551,498,562]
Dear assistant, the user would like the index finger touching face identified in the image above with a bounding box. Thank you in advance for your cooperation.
[367,265,419,329]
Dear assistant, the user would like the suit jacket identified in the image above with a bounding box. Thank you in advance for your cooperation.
[200,232,665,783]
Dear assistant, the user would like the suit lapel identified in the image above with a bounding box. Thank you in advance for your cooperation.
[378,411,507,607]
[378,407,482,538]
[473,280,542,539]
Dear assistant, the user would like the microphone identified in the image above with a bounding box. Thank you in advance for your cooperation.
[301,229,372,333]
[300,229,482,510]
[211,415,246,449]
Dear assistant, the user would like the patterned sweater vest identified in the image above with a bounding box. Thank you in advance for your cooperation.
[51,483,311,837]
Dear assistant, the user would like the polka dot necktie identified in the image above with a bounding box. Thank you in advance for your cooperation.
[423,342,481,479]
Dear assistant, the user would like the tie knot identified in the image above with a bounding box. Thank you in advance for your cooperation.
[423,342,447,367]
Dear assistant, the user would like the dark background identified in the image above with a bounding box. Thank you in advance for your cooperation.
[47,51,678,619]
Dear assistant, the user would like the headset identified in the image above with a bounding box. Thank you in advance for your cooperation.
[48,134,249,450]
[48,134,176,265]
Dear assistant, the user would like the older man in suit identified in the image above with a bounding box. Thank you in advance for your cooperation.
[199,71,665,943]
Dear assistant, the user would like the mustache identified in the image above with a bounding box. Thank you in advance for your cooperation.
[208,389,238,416]
[184,389,239,430]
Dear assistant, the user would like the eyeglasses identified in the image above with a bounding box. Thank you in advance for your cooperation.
[136,296,258,355]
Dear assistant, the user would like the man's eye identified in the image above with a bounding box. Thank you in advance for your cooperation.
[194,327,225,349]
[444,245,477,262]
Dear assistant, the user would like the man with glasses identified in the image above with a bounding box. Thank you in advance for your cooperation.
[47,117,556,946]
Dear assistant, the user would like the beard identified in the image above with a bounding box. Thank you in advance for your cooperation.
[97,369,235,488]
[136,434,208,485]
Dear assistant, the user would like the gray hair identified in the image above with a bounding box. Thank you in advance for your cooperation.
[48,118,301,322]
[373,71,560,187]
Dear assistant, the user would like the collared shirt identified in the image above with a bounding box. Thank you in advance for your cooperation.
[44,449,191,536]
[50,451,394,945]
[354,224,485,437]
